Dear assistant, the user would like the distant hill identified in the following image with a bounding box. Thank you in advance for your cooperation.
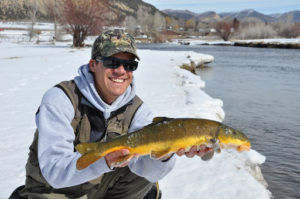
[0,0,168,34]
[198,11,219,19]
[0,0,167,22]
[269,13,281,19]
[197,11,221,23]
[162,9,198,20]
[277,10,300,22]
[162,8,300,23]
[219,9,277,22]
[113,0,168,33]
[162,9,220,23]
[113,0,166,18]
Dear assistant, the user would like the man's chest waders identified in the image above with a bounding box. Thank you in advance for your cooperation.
[17,80,155,199]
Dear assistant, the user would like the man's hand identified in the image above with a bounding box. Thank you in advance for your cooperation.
[176,145,214,161]
[104,149,134,169]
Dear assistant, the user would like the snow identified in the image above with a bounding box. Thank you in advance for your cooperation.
[174,38,300,46]
[235,38,300,44]
[173,39,233,45]
[0,32,271,198]
[181,53,214,66]
[0,21,55,30]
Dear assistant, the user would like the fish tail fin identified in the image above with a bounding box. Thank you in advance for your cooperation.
[75,142,99,154]
[76,152,103,170]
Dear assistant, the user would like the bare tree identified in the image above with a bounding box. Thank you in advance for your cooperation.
[184,19,196,31]
[26,0,38,40]
[165,16,173,29]
[236,23,277,39]
[40,0,58,42]
[215,21,233,41]
[274,22,300,38]
[59,0,125,47]
[0,0,27,20]
[234,19,277,39]
[233,18,240,32]
[280,23,300,38]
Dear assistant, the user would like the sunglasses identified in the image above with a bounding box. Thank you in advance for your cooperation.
[97,57,138,72]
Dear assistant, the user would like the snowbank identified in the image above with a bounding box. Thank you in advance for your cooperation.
[235,38,300,44]
[174,38,300,49]
[0,42,271,198]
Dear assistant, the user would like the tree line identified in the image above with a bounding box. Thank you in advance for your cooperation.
[1,0,299,45]
[0,0,125,47]
[164,16,300,41]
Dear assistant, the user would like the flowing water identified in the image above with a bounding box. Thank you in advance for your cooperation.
[138,43,300,199]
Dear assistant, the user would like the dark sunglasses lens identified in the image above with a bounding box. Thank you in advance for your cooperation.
[102,60,119,69]
[124,62,138,71]
[101,57,138,71]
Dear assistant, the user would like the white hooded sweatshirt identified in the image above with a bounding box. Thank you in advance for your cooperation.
[36,64,175,189]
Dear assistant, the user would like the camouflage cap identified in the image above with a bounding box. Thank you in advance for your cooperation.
[91,29,140,60]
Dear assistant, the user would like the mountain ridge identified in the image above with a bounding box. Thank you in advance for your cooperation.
[162,9,300,22]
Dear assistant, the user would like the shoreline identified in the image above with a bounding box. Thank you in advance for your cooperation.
[232,41,300,49]
[173,38,300,49]
[199,42,300,49]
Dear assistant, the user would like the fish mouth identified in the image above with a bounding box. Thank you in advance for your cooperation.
[237,143,251,152]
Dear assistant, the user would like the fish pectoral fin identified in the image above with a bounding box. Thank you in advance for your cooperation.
[76,152,102,170]
[112,154,134,167]
[75,142,98,155]
[150,149,171,159]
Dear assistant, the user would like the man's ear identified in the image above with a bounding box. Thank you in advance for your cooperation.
[89,59,96,72]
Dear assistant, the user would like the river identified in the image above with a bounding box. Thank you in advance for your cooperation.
[138,43,300,199]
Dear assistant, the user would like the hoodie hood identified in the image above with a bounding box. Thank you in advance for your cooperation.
[74,64,136,119]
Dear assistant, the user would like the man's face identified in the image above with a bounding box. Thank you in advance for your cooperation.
[89,52,135,104]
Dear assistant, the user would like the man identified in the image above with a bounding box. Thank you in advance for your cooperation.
[13,29,213,199]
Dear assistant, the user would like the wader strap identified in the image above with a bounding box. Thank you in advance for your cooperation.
[55,80,82,118]
[123,96,143,133]
[155,182,160,199]
[55,80,84,140]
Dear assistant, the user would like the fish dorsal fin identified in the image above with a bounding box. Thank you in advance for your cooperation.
[152,117,173,124]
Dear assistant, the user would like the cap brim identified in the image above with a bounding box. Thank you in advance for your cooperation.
[105,50,140,60]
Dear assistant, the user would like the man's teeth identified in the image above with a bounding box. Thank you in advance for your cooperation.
[111,78,124,83]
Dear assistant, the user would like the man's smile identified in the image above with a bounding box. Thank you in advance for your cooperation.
[110,77,126,83]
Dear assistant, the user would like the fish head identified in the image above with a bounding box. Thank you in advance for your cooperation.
[217,125,251,152]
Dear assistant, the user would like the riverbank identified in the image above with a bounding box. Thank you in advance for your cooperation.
[233,38,300,49]
[173,38,300,49]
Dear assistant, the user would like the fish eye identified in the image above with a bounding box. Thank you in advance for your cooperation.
[210,138,217,143]
[225,128,230,135]
[224,127,236,135]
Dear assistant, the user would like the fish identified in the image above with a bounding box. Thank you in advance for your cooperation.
[75,117,251,170]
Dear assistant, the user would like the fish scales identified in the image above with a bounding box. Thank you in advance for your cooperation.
[75,118,251,170]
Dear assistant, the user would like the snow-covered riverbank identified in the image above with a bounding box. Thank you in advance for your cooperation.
[174,38,300,49]
[0,41,271,198]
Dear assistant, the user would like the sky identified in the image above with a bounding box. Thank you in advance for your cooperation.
[142,0,300,14]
